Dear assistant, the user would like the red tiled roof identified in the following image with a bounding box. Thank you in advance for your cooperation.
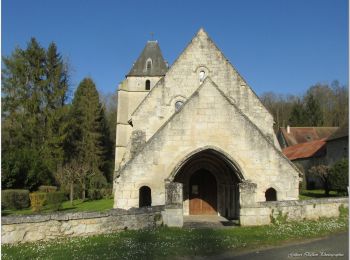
[282,139,327,160]
[280,127,338,146]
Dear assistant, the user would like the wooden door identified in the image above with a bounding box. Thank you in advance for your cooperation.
[189,170,217,215]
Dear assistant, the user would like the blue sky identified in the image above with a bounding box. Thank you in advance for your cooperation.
[2,0,348,98]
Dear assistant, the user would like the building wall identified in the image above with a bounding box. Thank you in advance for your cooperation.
[292,157,326,189]
[326,137,348,166]
[115,76,162,172]
[114,79,300,210]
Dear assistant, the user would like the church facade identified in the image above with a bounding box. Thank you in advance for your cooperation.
[113,28,300,222]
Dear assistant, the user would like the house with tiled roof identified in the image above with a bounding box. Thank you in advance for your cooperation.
[277,126,339,149]
[326,123,349,166]
[279,126,337,188]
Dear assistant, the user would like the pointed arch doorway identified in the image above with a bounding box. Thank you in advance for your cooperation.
[189,170,217,215]
[172,148,244,219]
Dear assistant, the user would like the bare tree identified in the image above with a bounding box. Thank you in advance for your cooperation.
[308,165,331,195]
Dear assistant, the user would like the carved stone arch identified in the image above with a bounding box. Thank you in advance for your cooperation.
[167,146,245,182]
[166,146,244,218]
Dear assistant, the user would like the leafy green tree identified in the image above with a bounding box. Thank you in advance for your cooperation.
[1,148,52,191]
[329,159,348,195]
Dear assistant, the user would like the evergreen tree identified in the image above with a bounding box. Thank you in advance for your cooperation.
[288,100,306,126]
[2,38,69,190]
[304,94,323,126]
[66,78,108,199]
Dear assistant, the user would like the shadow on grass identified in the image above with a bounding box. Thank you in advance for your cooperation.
[122,227,230,259]
[300,192,339,199]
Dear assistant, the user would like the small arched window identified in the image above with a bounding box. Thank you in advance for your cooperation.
[139,186,152,207]
[145,80,151,90]
[146,59,152,71]
[265,188,277,201]
[199,70,206,82]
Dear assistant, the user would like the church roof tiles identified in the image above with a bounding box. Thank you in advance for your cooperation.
[127,41,168,77]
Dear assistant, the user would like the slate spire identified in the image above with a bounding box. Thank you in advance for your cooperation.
[127,41,168,77]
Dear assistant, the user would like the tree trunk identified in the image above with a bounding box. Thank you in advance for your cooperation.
[70,182,74,205]
[82,180,86,201]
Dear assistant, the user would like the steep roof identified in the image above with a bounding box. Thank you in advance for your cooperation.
[127,41,168,77]
[282,139,327,160]
[327,123,349,142]
[279,127,338,146]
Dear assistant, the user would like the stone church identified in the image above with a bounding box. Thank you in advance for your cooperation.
[114,28,300,224]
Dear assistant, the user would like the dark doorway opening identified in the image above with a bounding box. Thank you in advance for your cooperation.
[265,187,277,201]
[139,186,152,207]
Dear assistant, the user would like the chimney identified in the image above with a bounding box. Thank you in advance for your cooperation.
[287,125,290,134]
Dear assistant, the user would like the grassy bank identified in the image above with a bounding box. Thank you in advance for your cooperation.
[2,198,113,216]
[2,207,348,260]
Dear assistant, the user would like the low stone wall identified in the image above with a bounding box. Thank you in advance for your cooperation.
[2,206,164,244]
[240,197,348,226]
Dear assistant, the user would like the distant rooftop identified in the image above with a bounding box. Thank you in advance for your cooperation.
[283,139,327,160]
[127,41,168,77]
[279,127,339,147]
[327,123,349,142]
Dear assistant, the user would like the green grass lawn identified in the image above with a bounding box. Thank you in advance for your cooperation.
[2,198,114,216]
[2,207,348,260]
[299,189,345,200]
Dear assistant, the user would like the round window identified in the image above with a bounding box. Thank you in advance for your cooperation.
[175,101,184,111]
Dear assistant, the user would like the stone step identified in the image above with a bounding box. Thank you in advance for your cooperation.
[183,219,239,229]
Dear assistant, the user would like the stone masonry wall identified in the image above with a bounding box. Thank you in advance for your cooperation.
[2,206,163,244]
[240,197,348,226]
[114,78,300,209]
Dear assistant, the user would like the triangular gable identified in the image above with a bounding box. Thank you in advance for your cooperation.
[119,77,300,180]
[130,28,274,141]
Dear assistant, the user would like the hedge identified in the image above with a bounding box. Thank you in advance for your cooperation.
[29,191,66,212]
[2,189,30,210]
[87,188,113,200]
[29,192,47,212]
[38,185,58,193]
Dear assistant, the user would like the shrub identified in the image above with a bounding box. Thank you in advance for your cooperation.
[46,192,65,211]
[87,189,103,200]
[100,188,113,199]
[1,189,30,209]
[29,192,47,212]
[38,185,57,193]
[1,148,53,191]
[30,191,66,212]
[330,159,349,195]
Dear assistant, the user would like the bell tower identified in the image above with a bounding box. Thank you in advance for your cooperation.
[114,40,168,179]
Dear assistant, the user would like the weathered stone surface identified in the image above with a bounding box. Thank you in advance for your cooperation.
[165,182,183,209]
[113,29,301,217]
[240,197,348,226]
[1,207,163,244]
